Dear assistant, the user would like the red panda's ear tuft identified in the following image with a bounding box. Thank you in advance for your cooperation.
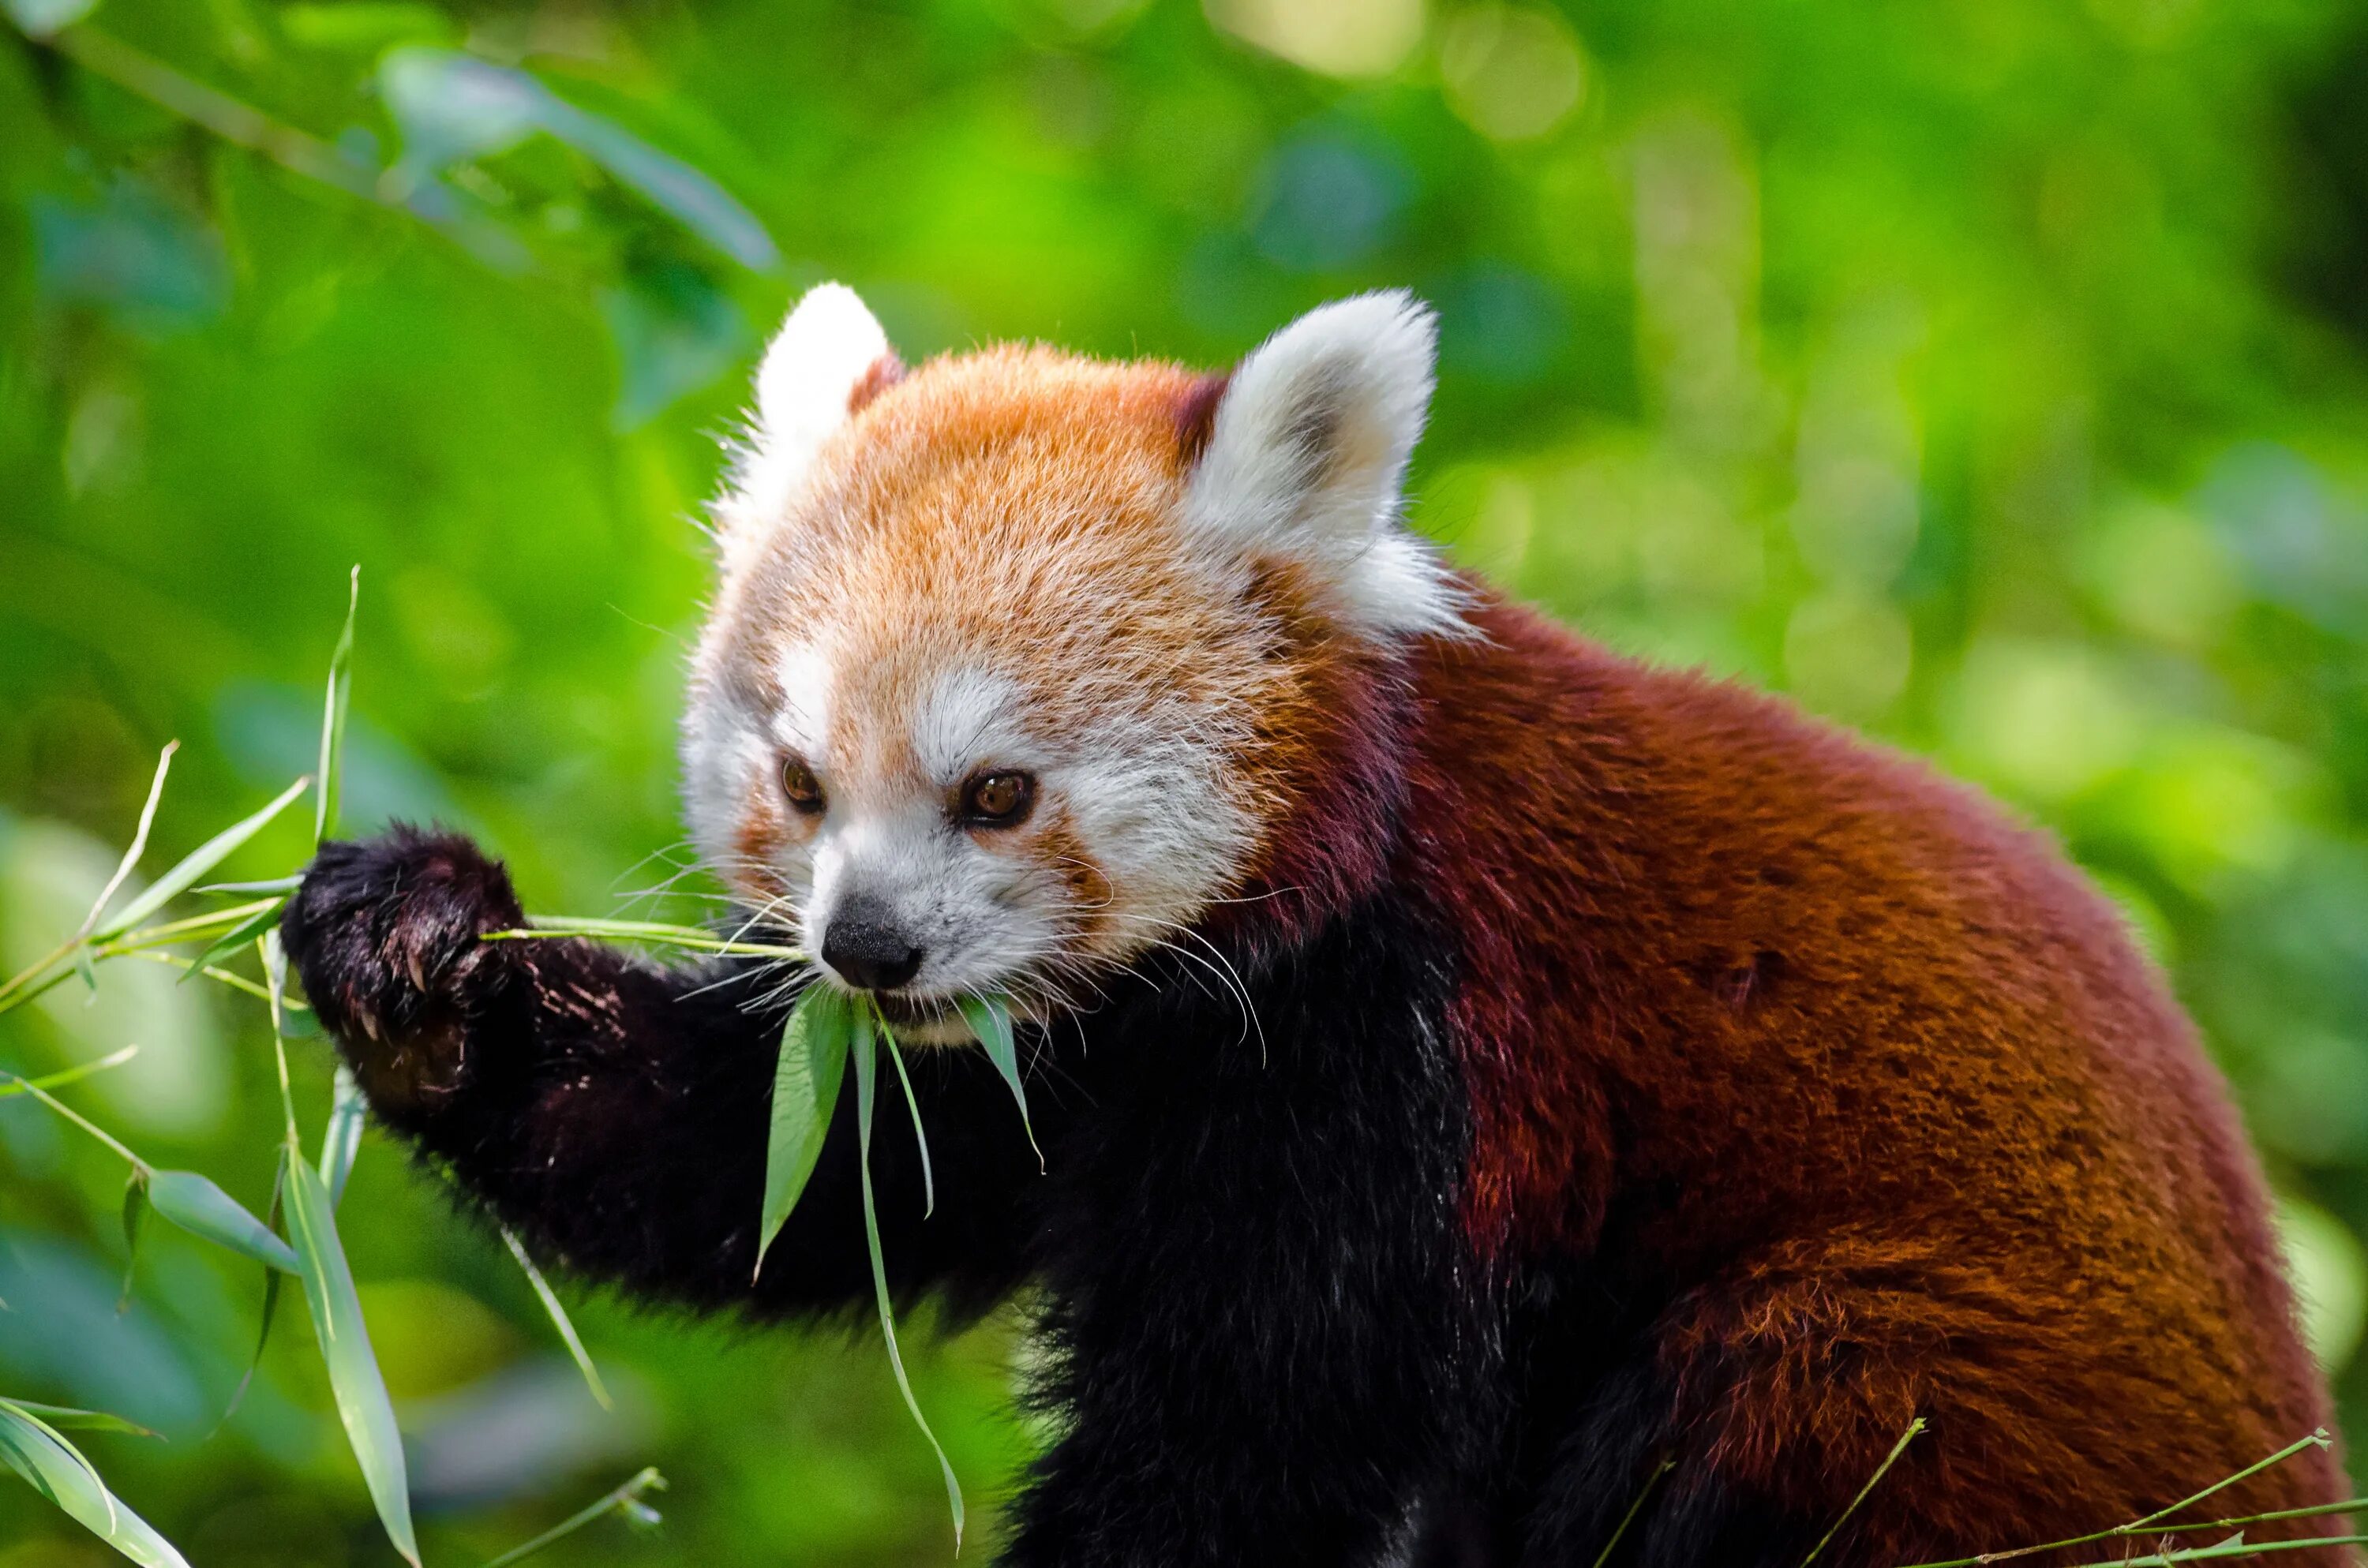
[1175,372,1231,470]
[847,352,907,414]
[1182,291,1469,640]
[715,283,897,570]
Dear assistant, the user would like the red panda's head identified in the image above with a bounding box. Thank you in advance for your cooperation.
[682,284,1463,1039]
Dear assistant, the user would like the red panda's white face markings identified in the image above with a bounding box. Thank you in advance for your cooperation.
[683,284,1463,1042]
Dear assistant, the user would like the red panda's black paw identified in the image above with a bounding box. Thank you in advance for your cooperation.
[281,827,526,1110]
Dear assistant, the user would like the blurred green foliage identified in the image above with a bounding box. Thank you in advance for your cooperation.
[4,0,2368,1560]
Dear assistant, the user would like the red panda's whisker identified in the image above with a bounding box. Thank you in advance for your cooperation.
[1107,912,1261,1024]
[1135,934,1264,1056]
[605,838,704,893]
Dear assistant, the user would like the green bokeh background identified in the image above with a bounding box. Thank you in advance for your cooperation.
[5,0,2368,1561]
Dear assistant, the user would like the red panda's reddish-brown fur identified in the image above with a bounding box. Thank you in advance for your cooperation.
[1244,593,2343,1555]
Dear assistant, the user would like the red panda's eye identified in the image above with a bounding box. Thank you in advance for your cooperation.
[780,758,826,814]
[960,771,1035,828]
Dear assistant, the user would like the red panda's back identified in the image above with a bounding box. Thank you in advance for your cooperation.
[1404,593,2342,1556]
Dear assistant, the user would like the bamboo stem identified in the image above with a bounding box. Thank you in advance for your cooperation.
[1893,1430,2340,1568]
[1806,1419,1925,1568]
[0,1070,149,1172]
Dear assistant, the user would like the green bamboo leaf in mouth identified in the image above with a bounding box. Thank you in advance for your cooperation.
[747,980,1043,1546]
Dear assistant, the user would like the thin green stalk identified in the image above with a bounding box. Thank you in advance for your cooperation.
[261,934,299,1143]
[482,922,803,960]
[2141,1496,2368,1536]
[0,1072,148,1172]
[0,1047,141,1099]
[2,965,81,1015]
[2059,1535,2368,1567]
[1893,1429,2334,1568]
[1803,1417,1924,1568]
[852,1017,964,1545]
[116,949,306,1008]
[0,904,294,1024]
[5,844,272,1014]
[499,916,728,939]
[0,937,80,1010]
[2131,1430,2331,1529]
[107,900,282,951]
[481,1467,665,1567]
[1591,1457,1674,1568]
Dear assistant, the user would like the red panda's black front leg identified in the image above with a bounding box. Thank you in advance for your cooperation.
[998,1176,1486,1568]
[996,901,1493,1568]
[281,829,1039,1319]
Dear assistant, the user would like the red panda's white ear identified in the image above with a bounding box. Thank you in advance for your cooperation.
[716,283,898,569]
[1183,291,1467,639]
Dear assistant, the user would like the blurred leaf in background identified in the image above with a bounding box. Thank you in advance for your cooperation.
[4,0,2367,1559]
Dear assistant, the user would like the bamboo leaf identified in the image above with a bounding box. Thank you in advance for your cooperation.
[118,1175,147,1312]
[214,1169,287,1433]
[0,1401,159,1439]
[320,1065,365,1207]
[224,1268,283,1424]
[281,1149,420,1566]
[851,1015,964,1546]
[379,51,777,271]
[92,776,311,941]
[500,1226,612,1411]
[882,1020,935,1218]
[0,1401,189,1567]
[3,0,103,39]
[0,1400,111,1525]
[193,874,305,896]
[80,743,178,940]
[316,566,359,847]
[957,994,1041,1171]
[753,986,852,1281]
[178,897,288,986]
[552,107,778,271]
[148,1169,301,1274]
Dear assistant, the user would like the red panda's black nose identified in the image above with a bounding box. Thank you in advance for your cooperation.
[819,896,924,993]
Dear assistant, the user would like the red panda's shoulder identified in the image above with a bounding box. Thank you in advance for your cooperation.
[1397,590,2204,1256]
[1401,589,2094,939]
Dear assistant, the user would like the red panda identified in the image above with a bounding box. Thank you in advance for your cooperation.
[284,286,2346,1566]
